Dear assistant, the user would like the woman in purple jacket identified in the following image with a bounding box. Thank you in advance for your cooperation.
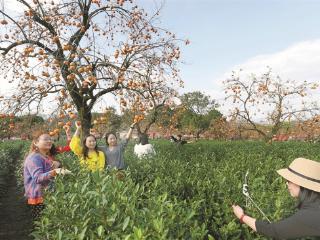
[24,131,66,218]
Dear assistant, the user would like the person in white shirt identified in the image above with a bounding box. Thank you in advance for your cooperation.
[134,133,156,159]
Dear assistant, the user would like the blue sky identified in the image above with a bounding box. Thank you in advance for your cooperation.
[140,0,320,97]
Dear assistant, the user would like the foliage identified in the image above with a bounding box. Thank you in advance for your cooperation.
[0,140,25,198]
[180,91,218,115]
[178,92,221,137]
[18,140,320,239]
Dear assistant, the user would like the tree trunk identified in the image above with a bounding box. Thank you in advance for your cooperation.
[135,124,150,143]
[196,131,200,139]
[78,107,92,136]
[136,124,142,135]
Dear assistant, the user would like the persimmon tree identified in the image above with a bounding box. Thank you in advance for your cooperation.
[293,114,320,141]
[208,117,228,140]
[0,0,186,134]
[223,68,320,141]
[131,83,178,138]
[147,104,186,136]
[115,57,181,140]
[89,107,121,136]
[121,77,177,141]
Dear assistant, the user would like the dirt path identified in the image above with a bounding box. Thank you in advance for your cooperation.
[0,172,33,240]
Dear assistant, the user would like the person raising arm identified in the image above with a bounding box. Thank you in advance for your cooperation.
[70,122,105,171]
[100,122,136,170]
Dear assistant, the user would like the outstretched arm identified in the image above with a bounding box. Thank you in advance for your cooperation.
[125,123,136,141]
[73,121,81,137]
[56,126,72,153]
[65,125,72,141]
[233,204,311,239]
[232,205,257,231]
[70,122,83,156]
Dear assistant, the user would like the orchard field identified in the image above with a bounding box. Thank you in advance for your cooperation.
[1,0,320,239]
[1,139,319,240]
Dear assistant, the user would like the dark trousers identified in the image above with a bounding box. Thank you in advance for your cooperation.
[29,204,45,220]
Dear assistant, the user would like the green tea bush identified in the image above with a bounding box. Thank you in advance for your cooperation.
[27,140,320,239]
[0,141,25,195]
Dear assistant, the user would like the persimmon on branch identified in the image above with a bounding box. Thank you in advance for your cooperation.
[120,60,179,136]
[224,68,320,141]
[0,0,187,134]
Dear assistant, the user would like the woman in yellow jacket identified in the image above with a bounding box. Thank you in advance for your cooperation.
[70,122,105,171]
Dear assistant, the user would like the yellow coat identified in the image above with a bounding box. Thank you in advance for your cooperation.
[70,135,105,171]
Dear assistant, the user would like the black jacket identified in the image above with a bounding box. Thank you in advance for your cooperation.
[256,201,320,239]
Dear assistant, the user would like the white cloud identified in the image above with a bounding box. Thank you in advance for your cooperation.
[234,40,320,82]
[1,0,28,13]
[1,0,62,14]
[210,39,320,118]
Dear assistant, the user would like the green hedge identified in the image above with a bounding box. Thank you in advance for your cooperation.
[0,140,25,195]
[27,140,320,239]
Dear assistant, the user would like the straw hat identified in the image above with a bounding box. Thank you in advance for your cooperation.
[277,158,320,192]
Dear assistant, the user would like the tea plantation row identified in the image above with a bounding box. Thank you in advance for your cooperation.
[2,140,319,239]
